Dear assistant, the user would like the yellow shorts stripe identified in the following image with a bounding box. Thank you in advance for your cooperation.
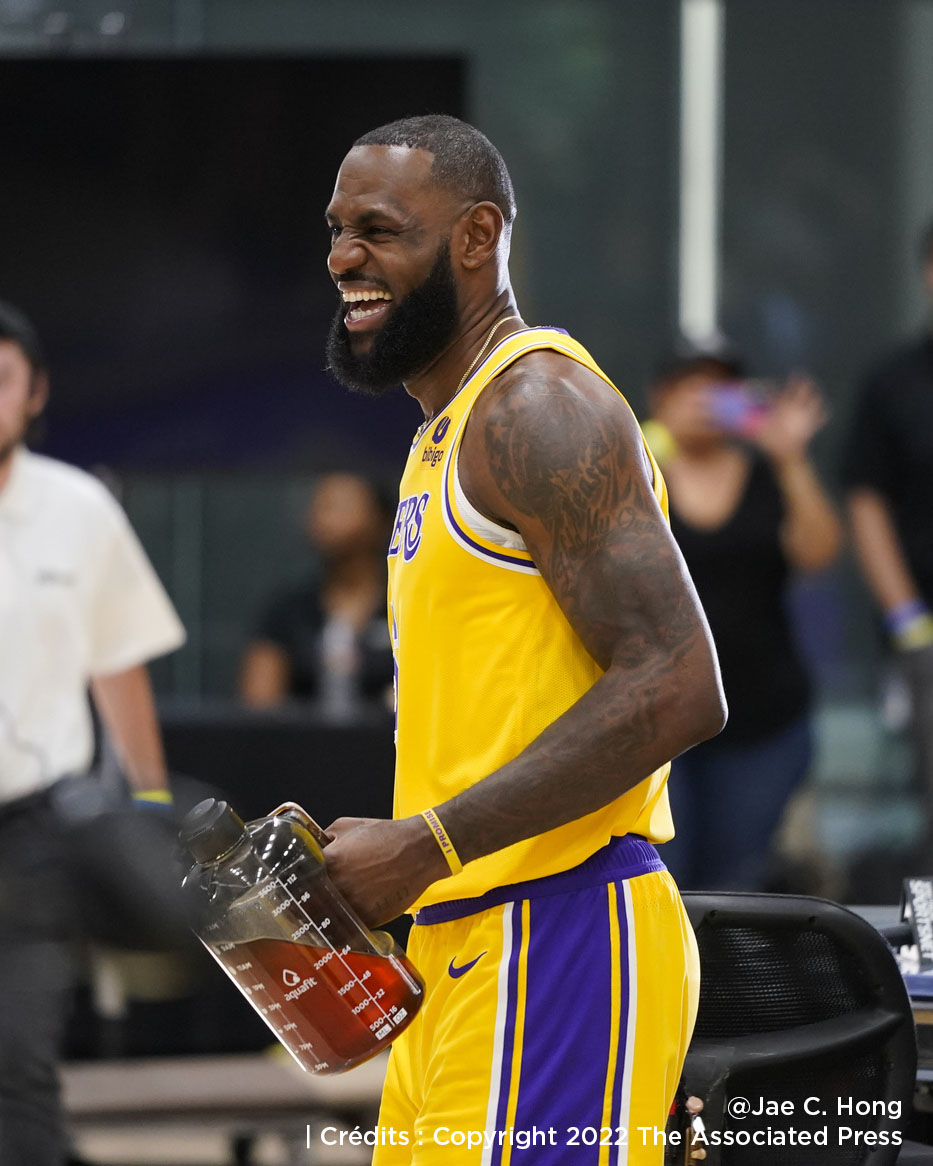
[375,864,697,1165]
[599,881,624,1166]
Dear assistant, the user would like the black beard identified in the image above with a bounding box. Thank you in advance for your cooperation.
[325,242,459,397]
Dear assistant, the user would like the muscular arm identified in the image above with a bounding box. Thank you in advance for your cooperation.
[847,486,920,612]
[775,456,843,573]
[90,664,170,793]
[443,357,726,858]
[325,355,725,924]
[750,375,842,572]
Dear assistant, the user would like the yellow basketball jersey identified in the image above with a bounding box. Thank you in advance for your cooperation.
[387,327,674,911]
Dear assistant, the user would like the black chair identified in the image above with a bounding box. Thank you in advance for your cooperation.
[675,893,917,1166]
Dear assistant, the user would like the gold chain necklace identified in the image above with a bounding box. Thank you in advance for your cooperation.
[454,313,523,397]
[415,313,523,442]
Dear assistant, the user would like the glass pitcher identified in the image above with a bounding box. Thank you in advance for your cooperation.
[179,798,424,1074]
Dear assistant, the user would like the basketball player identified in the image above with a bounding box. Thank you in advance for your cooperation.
[321,116,726,1164]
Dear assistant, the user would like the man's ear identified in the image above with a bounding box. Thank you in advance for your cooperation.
[27,371,49,418]
[456,202,504,270]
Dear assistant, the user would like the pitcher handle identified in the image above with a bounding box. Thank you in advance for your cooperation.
[269,801,332,848]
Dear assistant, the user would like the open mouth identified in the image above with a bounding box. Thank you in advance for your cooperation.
[342,288,393,329]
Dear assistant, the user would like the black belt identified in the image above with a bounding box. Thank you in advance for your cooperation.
[0,784,58,825]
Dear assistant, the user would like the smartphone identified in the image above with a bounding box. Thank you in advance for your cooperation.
[708,381,773,437]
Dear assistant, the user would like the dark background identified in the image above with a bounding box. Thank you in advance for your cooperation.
[1,55,464,472]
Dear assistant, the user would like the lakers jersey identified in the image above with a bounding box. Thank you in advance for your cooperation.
[387,327,674,911]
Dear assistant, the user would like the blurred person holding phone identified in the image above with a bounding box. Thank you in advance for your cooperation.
[842,220,933,867]
[644,348,842,889]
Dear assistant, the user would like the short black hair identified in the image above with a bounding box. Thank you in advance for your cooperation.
[354,114,517,226]
[651,335,745,391]
[0,299,46,374]
[651,355,744,395]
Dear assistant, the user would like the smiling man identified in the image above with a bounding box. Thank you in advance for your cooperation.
[321,116,725,1165]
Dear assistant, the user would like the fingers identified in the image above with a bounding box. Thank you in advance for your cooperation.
[323,815,373,841]
[775,375,830,434]
[783,372,826,409]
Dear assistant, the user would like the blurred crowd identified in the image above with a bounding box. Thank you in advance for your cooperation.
[238,472,394,717]
[3,214,933,1162]
[10,225,933,902]
[214,220,933,905]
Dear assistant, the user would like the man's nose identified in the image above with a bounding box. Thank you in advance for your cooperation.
[328,231,367,278]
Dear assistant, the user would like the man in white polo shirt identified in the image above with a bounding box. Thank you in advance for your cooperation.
[0,300,185,1165]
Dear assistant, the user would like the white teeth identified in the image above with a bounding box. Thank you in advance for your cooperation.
[347,302,389,322]
[342,289,392,303]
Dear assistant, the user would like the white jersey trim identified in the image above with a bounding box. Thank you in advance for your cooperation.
[453,446,528,552]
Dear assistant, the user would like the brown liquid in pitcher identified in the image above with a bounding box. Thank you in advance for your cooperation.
[213,936,423,1073]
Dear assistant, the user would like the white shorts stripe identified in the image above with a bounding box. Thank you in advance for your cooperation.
[616,880,638,1166]
[481,905,514,1166]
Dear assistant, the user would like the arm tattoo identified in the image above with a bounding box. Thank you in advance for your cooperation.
[441,369,722,860]
[485,373,696,668]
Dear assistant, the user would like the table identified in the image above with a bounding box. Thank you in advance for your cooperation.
[63,1050,387,1165]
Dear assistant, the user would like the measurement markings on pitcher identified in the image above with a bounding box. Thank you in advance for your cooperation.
[273,877,395,1029]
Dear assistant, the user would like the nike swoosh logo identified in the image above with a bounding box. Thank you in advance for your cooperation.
[448,951,487,979]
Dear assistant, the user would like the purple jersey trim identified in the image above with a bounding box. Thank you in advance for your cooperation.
[414,834,665,925]
[438,326,575,571]
[441,478,538,570]
[440,327,566,419]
